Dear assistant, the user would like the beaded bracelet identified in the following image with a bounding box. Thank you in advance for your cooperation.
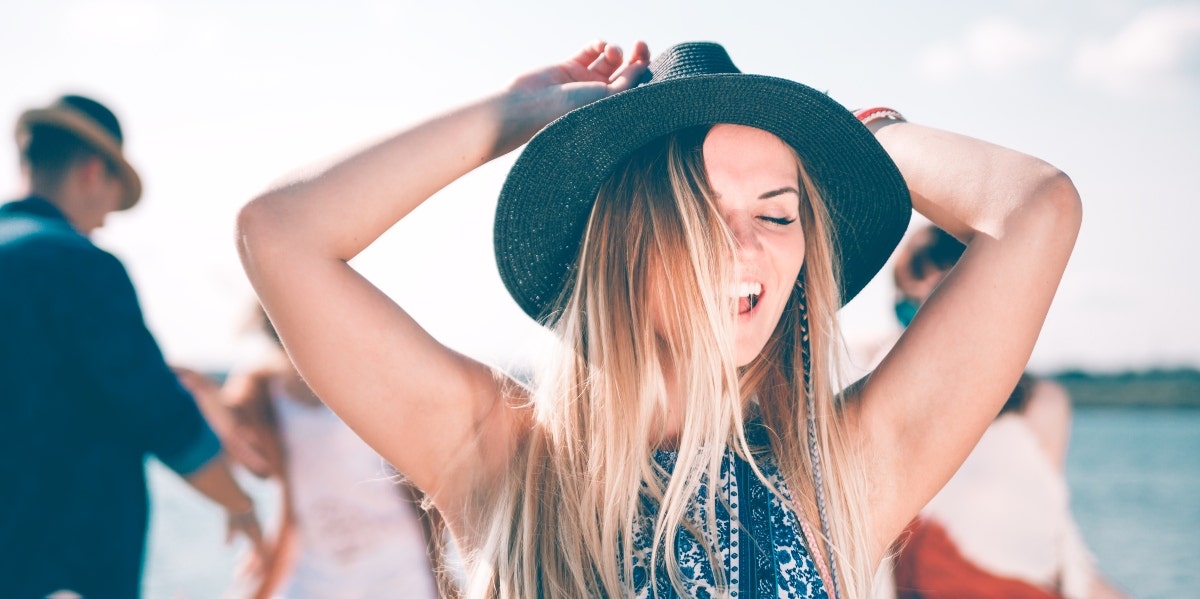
[854,106,907,127]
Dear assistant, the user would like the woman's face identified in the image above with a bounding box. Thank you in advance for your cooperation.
[703,124,806,366]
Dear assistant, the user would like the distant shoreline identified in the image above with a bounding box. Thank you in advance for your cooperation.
[1049,368,1200,408]
[202,367,1200,408]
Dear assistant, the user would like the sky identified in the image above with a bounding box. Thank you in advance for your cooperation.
[2,0,1198,374]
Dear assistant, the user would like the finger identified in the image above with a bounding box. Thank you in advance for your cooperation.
[570,39,608,69]
[629,40,651,65]
[609,41,651,92]
[608,40,649,81]
[587,43,623,79]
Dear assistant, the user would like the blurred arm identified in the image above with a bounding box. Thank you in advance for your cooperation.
[182,453,265,555]
[182,453,255,514]
[46,246,225,477]
[1021,378,1073,470]
[1089,576,1132,599]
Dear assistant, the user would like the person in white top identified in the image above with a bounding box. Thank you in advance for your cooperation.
[196,308,447,599]
[882,224,1129,599]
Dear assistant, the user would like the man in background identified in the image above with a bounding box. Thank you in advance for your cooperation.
[0,94,263,597]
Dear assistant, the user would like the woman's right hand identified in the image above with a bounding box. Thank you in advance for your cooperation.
[495,40,650,155]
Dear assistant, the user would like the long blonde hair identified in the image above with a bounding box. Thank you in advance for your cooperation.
[462,126,874,598]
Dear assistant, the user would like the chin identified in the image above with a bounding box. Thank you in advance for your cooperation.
[734,338,770,368]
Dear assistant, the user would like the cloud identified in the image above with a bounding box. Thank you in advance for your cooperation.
[1073,3,1200,99]
[918,17,1053,83]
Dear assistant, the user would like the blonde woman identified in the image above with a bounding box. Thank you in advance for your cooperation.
[235,41,1081,598]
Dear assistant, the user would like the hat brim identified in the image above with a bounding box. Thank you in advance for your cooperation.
[16,107,142,210]
[495,74,911,323]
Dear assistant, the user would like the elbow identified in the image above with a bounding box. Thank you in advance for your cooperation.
[235,191,291,271]
[1043,168,1082,230]
[1024,164,1083,238]
[235,197,267,265]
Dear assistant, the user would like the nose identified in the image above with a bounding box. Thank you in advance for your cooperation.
[726,212,763,259]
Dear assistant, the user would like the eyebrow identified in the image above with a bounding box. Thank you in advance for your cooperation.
[759,186,801,200]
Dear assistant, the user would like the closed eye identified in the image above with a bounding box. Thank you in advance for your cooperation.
[759,216,796,225]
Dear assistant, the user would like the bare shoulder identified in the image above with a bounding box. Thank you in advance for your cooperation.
[1024,379,1072,430]
[439,358,535,468]
[435,362,535,539]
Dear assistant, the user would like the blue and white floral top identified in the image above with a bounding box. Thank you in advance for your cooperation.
[630,421,829,598]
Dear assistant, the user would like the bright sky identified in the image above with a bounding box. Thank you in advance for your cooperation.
[3,0,1198,373]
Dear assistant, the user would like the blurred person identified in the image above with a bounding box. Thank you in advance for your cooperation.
[882,224,1129,599]
[0,94,263,598]
[189,307,446,598]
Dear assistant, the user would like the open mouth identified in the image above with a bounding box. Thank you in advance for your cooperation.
[735,281,763,315]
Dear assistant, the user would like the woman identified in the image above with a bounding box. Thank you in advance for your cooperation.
[236,41,1081,598]
[208,310,444,598]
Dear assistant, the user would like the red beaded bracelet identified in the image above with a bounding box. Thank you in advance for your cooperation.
[854,106,907,126]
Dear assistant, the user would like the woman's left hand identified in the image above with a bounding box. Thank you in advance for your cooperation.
[510,40,650,108]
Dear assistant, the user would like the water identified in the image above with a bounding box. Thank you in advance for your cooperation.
[1065,408,1200,598]
[141,467,278,599]
[142,407,1200,598]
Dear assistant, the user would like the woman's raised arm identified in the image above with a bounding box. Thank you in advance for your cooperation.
[235,41,650,519]
[852,118,1083,556]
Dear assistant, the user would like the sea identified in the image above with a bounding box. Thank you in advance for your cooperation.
[141,406,1200,599]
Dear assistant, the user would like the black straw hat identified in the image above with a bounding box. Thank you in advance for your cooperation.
[495,42,911,323]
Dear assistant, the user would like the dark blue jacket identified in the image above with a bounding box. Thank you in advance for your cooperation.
[0,197,221,598]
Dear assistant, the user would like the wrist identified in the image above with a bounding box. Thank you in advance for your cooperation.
[492,88,571,157]
[854,106,907,134]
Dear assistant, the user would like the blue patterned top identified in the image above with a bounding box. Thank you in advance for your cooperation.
[630,421,829,598]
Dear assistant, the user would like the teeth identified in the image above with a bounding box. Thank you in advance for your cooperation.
[737,281,763,298]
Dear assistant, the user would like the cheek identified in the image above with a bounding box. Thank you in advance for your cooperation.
[768,236,805,316]
[791,245,807,279]
[775,233,807,281]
